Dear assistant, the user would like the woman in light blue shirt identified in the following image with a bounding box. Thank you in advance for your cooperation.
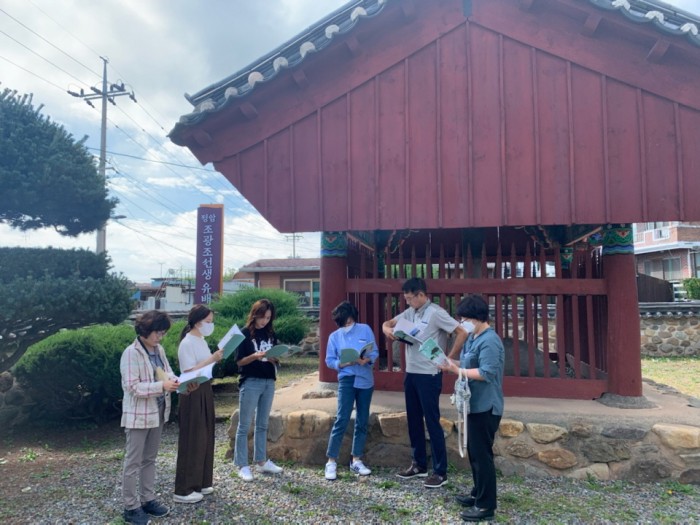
[439,294,504,523]
[324,301,378,480]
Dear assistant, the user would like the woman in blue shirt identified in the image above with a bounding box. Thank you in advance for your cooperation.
[439,295,504,522]
[324,301,379,480]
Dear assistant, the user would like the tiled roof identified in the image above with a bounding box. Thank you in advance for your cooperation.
[171,0,389,133]
[590,0,700,46]
[169,0,699,137]
[239,258,321,272]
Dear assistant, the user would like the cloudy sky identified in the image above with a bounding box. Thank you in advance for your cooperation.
[1,0,699,282]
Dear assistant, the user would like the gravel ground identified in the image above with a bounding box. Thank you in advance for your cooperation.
[1,421,699,525]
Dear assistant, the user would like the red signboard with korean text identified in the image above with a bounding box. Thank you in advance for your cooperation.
[195,204,224,304]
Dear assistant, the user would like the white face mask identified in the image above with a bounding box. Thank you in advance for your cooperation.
[461,320,475,333]
[198,321,215,337]
[342,322,355,333]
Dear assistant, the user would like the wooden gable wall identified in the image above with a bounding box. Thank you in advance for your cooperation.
[180,0,700,233]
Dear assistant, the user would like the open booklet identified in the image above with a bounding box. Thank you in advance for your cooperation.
[417,338,450,367]
[264,344,303,359]
[339,342,374,364]
[218,324,245,359]
[176,362,215,394]
[392,318,425,346]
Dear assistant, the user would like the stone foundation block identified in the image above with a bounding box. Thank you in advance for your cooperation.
[527,423,568,444]
[499,419,525,437]
[652,423,700,450]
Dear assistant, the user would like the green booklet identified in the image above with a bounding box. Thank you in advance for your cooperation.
[218,324,245,359]
[417,338,449,366]
[264,344,302,359]
[339,342,374,364]
[177,363,214,393]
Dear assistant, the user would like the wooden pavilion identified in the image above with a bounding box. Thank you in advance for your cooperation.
[170,0,700,399]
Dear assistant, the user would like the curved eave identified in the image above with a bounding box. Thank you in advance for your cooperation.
[169,0,390,145]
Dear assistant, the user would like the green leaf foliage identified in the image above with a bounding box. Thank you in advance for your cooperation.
[212,287,306,320]
[683,278,700,300]
[14,324,135,422]
[0,270,134,372]
[0,247,110,283]
[0,88,116,235]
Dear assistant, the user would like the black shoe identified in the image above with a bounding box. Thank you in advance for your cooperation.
[142,499,169,517]
[396,462,428,479]
[461,507,495,522]
[456,494,476,507]
[124,507,150,525]
[423,473,448,488]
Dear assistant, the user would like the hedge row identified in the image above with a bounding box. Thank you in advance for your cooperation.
[14,288,312,423]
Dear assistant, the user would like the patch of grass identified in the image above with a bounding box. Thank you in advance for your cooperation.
[376,479,399,490]
[642,356,700,397]
[281,482,304,495]
[18,448,37,462]
[661,480,695,499]
[276,356,319,388]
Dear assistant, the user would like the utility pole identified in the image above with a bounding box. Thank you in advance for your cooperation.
[285,233,303,258]
[68,57,136,254]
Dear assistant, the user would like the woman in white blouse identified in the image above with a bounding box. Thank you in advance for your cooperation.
[173,305,223,504]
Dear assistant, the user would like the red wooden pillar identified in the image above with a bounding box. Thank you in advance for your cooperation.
[319,232,348,383]
[602,225,642,396]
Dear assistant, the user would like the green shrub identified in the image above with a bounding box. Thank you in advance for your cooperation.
[0,247,110,283]
[14,324,134,422]
[212,288,304,320]
[683,278,700,300]
[274,316,311,345]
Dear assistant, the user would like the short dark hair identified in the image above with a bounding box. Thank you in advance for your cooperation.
[331,301,358,328]
[456,295,489,322]
[401,277,427,295]
[135,310,172,337]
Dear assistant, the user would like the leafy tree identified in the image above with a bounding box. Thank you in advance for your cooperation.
[0,88,116,235]
[684,278,700,300]
[0,247,134,373]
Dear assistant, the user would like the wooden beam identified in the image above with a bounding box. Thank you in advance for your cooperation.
[346,278,607,295]
[238,102,258,120]
[647,38,671,63]
[292,70,309,90]
[344,35,361,58]
[581,13,603,37]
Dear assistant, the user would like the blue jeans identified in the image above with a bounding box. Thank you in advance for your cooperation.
[404,372,447,476]
[326,376,374,460]
[234,377,275,467]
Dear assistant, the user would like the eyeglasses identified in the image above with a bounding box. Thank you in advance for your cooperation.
[154,330,168,337]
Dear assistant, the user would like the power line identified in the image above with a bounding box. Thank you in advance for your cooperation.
[0,54,66,91]
[86,148,212,170]
[0,27,90,87]
[0,6,101,80]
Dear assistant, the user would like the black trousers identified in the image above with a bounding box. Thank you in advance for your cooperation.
[467,409,501,510]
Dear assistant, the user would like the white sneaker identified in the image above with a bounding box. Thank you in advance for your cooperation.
[325,461,337,480]
[237,466,254,481]
[255,459,283,474]
[350,460,371,476]
[201,487,214,495]
[173,491,203,504]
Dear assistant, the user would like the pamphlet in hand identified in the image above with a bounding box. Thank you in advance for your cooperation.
[339,342,374,364]
[418,338,449,367]
[177,362,214,393]
[218,324,245,359]
[392,318,425,346]
[264,344,302,359]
